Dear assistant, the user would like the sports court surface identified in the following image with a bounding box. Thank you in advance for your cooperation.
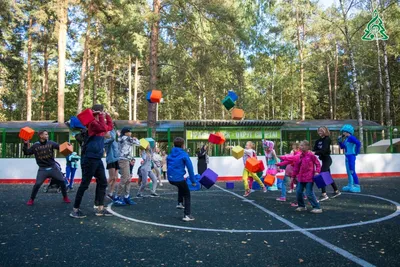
[1,178,399,266]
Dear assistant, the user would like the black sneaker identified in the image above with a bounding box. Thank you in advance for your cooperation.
[95,209,113,217]
[318,194,329,202]
[150,192,160,197]
[70,209,86,219]
[182,215,195,222]
[331,191,342,198]
[136,193,144,198]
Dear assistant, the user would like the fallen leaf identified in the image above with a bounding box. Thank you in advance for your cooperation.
[299,258,304,263]
[241,241,247,244]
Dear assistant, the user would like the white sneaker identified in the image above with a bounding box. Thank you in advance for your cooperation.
[176,203,185,209]
[250,189,255,193]
[159,182,163,186]
[182,215,195,222]
[310,208,323,214]
[295,207,307,212]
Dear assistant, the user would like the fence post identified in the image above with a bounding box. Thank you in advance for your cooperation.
[167,128,171,153]
[306,128,310,143]
[262,128,265,140]
[390,126,393,153]
[2,129,5,158]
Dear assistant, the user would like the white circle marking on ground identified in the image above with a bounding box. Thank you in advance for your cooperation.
[107,193,400,233]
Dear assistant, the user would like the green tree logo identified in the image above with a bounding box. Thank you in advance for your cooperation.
[362,10,389,41]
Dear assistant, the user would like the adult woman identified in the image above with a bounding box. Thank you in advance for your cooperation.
[313,126,341,201]
[161,150,168,180]
[197,145,208,175]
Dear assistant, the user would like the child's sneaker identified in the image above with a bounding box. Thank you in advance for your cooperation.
[250,189,255,193]
[276,197,286,202]
[303,195,308,200]
[243,190,251,197]
[124,196,136,205]
[262,186,267,193]
[318,194,329,202]
[295,207,307,212]
[150,192,160,197]
[288,189,294,194]
[310,208,323,214]
[290,202,298,207]
[159,181,163,186]
[114,197,126,206]
[136,193,144,198]
[106,194,115,201]
[70,209,86,219]
[182,215,195,222]
[268,185,278,191]
[26,199,34,206]
[95,208,113,217]
[176,203,185,209]
[63,197,71,203]
[331,191,341,198]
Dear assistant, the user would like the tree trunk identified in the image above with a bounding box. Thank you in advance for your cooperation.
[375,39,384,127]
[295,4,305,120]
[26,15,33,121]
[92,19,99,105]
[339,0,363,149]
[382,40,391,126]
[148,0,161,138]
[134,57,140,121]
[41,42,49,120]
[327,62,333,119]
[57,0,68,123]
[128,55,132,120]
[334,42,339,120]
[108,62,115,108]
[77,8,92,113]
[271,55,276,119]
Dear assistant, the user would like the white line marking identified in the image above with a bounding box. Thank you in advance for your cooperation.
[214,185,376,267]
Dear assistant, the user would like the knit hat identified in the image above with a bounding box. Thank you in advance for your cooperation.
[120,127,132,136]
[340,124,354,135]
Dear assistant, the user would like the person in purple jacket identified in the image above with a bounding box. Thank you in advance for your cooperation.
[167,137,196,222]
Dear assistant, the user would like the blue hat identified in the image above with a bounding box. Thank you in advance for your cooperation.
[121,127,132,135]
[340,124,354,135]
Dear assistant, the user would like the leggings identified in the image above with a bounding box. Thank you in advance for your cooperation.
[31,167,68,200]
[346,154,359,185]
[242,169,264,191]
[138,168,158,194]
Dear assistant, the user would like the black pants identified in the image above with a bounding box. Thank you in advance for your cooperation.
[169,180,191,216]
[74,157,108,209]
[31,167,67,200]
[320,157,338,194]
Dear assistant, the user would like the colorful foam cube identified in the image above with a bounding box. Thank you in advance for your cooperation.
[139,138,150,150]
[232,146,244,159]
[59,142,73,156]
[208,133,222,144]
[252,181,261,190]
[226,182,234,189]
[267,168,278,176]
[146,91,152,103]
[256,160,265,173]
[200,168,218,189]
[313,172,334,189]
[187,174,201,191]
[222,96,235,111]
[146,90,162,103]
[145,138,156,148]
[264,174,275,187]
[245,157,260,173]
[148,181,153,189]
[228,90,238,102]
[19,127,35,140]
[77,108,95,126]
[231,108,244,120]
[215,132,226,144]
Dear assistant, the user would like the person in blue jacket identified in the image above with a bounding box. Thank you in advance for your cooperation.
[338,124,361,193]
[167,137,196,222]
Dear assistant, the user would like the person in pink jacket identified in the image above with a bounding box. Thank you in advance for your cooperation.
[292,140,322,213]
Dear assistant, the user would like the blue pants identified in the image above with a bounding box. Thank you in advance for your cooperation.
[281,175,289,198]
[345,155,359,185]
[66,166,77,188]
[296,182,320,209]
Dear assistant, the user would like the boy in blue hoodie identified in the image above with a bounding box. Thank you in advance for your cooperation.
[167,137,196,222]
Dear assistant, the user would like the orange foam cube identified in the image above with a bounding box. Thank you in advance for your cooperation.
[150,90,162,103]
[264,174,275,186]
[19,127,35,140]
[245,157,260,173]
[215,132,226,144]
[231,108,244,120]
[60,142,73,156]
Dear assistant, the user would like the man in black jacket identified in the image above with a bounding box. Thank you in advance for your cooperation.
[23,130,71,205]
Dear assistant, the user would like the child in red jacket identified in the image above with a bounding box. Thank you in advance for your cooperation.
[292,140,322,214]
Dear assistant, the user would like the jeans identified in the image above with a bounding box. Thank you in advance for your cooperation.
[296,182,320,209]
[281,175,290,198]
[73,157,108,208]
[169,180,191,215]
[31,167,68,200]
[65,166,77,188]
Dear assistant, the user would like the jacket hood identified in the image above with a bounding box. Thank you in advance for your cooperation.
[170,147,186,157]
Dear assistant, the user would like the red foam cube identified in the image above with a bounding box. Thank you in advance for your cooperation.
[215,132,226,145]
[245,157,260,173]
[208,133,222,144]
[77,108,95,126]
[150,90,162,103]
[256,160,265,173]
[19,127,35,140]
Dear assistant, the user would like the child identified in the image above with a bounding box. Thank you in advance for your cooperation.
[104,129,120,201]
[66,152,80,190]
[161,151,167,180]
[115,127,140,205]
[263,140,280,191]
[242,141,267,197]
[313,126,341,201]
[167,137,196,222]
[288,143,301,193]
[137,144,159,198]
[152,147,163,186]
[338,124,361,193]
[129,158,136,177]
[137,160,144,186]
[292,140,322,213]
[24,130,71,205]
[275,152,301,202]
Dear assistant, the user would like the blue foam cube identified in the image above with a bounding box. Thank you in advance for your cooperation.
[226,182,234,189]
[228,90,238,102]
[146,91,152,103]
[252,181,261,190]
[145,138,156,148]
[187,174,201,191]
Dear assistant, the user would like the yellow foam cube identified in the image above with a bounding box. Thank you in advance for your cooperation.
[232,146,244,159]
[139,138,150,150]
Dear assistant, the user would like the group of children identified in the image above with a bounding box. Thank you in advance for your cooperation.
[239,125,361,214]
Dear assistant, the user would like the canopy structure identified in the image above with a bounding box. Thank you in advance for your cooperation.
[367,138,400,153]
